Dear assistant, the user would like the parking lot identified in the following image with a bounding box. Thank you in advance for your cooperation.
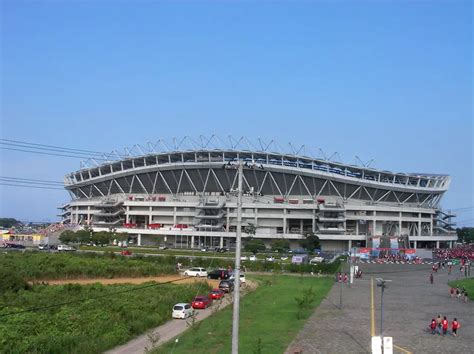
[287,263,474,353]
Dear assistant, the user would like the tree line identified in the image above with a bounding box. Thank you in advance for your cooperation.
[59,230,129,246]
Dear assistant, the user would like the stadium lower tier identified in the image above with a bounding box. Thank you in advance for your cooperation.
[60,194,457,252]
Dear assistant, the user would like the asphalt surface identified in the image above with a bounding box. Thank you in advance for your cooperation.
[286,263,474,354]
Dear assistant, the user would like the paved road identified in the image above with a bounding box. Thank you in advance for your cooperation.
[286,263,473,354]
[105,296,234,354]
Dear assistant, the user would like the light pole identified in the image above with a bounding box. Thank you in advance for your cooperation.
[231,161,243,354]
[376,278,389,336]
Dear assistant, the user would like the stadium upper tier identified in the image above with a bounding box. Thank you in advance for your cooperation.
[64,149,450,204]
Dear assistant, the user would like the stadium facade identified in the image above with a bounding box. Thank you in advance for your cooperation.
[59,137,457,251]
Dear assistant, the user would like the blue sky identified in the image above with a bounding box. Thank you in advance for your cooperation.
[1,1,472,225]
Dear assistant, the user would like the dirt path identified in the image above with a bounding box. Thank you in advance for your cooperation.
[36,275,220,288]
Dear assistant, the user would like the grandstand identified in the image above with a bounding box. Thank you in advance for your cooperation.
[59,136,457,251]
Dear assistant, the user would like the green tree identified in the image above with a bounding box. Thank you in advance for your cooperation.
[59,230,76,244]
[75,230,91,244]
[92,232,113,246]
[245,223,257,237]
[244,239,266,254]
[299,231,320,253]
[271,238,290,253]
[457,227,474,243]
[0,218,21,228]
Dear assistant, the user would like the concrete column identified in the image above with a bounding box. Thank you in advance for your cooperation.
[137,234,142,246]
[173,207,177,225]
[220,236,224,248]
[399,212,402,236]
[300,219,303,234]
[430,216,433,236]
[283,209,287,234]
[356,220,359,235]
[414,240,417,249]
[348,239,352,250]
[312,210,316,233]
[226,208,230,232]
[126,206,130,223]
[436,241,440,248]
[418,213,422,236]
[191,235,195,248]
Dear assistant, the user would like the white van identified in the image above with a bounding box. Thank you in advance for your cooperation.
[172,303,193,319]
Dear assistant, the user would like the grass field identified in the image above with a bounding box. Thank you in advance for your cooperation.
[0,281,211,353]
[0,251,177,280]
[155,275,333,354]
[448,278,474,300]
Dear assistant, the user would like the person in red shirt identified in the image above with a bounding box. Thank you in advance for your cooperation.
[452,318,460,337]
[442,316,449,335]
[430,318,437,335]
[343,273,348,283]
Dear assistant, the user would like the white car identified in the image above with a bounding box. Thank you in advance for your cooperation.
[184,267,208,277]
[265,256,275,262]
[240,256,248,261]
[249,255,257,261]
[172,303,194,319]
[280,256,289,261]
[57,244,76,252]
[310,256,325,264]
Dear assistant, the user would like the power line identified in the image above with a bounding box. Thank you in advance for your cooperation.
[0,176,63,185]
[0,139,107,155]
[0,146,104,160]
[0,276,191,318]
[0,183,65,191]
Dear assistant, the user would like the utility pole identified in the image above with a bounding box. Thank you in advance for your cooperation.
[231,161,243,354]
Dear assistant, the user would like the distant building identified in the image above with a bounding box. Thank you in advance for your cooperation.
[59,138,457,251]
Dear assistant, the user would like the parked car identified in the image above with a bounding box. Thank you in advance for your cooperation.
[280,256,289,261]
[240,255,248,261]
[57,244,76,252]
[120,250,132,256]
[309,256,325,264]
[191,295,212,309]
[229,273,246,284]
[201,247,209,252]
[219,280,234,293]
[249,255,257,261]
[184,267,208,277]
[208,288,225,300]
[38,244,50,250]
[158,244,168,250]
[207,269,229,280]
[214,247,228,253]
[172,303,194,319]
[265,256,275,262]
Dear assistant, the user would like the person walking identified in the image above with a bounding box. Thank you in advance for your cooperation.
[450,287,455,298]
[430,318,437,335]
[452,318,460,337]
[436,315,442,335]
[442,316,449,336]
[430,273,434,284]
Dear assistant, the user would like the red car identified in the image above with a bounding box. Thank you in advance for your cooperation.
[209,288,225,300]
[191,295,212,309]
[120,250,132,256]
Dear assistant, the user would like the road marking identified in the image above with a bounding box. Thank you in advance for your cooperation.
[393,344,412,354]
[370,277,375,337]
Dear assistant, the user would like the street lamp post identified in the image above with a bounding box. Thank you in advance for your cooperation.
[376,278,389,337]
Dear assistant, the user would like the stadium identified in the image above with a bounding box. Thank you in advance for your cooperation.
[59,137,457,252]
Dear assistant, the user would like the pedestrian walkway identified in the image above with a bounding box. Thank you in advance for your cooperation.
[286,264,473,353]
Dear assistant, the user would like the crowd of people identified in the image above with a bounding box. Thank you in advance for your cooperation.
[429,315,460,336]
[375,250,419,263]
[433,245,474,261]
